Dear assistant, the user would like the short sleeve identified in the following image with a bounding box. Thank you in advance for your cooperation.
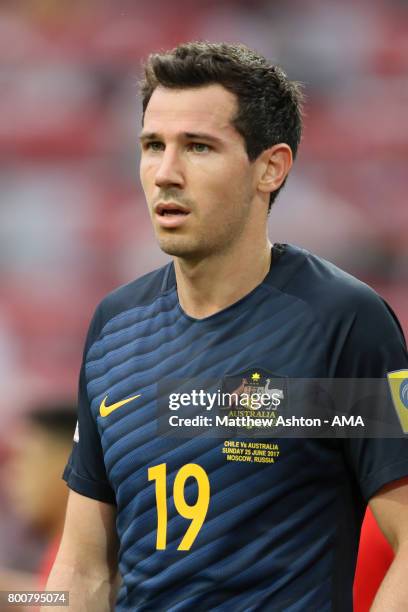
[335,292,408,501]
[63,307,116,505]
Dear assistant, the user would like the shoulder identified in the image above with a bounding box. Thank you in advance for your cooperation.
[277,244,403,337]
[84,261,175,350]
[272,244,407,375]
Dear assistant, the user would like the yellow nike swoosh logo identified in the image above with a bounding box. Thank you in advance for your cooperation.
[99,394,141,417]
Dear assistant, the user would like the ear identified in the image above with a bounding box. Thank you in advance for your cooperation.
[256,144,293,195]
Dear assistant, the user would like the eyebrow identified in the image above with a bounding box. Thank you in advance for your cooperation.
[139,131,224,145]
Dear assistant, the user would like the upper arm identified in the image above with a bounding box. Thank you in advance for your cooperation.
[369,477,408,553]
[56,490,118,579]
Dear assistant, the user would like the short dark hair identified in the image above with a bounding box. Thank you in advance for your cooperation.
[140,41,304,209]
[27,402,77,441]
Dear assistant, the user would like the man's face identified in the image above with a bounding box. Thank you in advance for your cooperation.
[4,424,70,534]
[140,84,261,260]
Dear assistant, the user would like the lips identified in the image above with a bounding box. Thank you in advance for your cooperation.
[154,201,191,228]
[155,202,190,216]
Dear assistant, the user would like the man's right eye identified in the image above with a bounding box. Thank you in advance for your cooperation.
[145,141,165,152]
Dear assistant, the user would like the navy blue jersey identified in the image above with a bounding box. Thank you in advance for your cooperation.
[64,243,408,611]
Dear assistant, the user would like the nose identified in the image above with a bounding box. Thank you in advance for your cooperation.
[154,147,185,190]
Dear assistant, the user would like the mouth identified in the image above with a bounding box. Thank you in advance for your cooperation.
[154,202,191,228]
[155,202,191,216]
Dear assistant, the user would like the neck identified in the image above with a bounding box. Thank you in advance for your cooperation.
[174,236,272,319]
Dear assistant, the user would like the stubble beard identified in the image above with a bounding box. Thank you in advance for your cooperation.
[151,183,254,262]
[156,230,214,261]
[155,207,251,263]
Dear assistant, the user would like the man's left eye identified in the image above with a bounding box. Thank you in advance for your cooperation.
[189,143,210,153]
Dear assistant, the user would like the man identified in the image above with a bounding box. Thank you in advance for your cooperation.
[1,403,77,611]
[5,405,77,548]
[45,42,408,611]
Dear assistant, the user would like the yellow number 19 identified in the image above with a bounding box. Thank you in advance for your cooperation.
[148,463,210,551]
